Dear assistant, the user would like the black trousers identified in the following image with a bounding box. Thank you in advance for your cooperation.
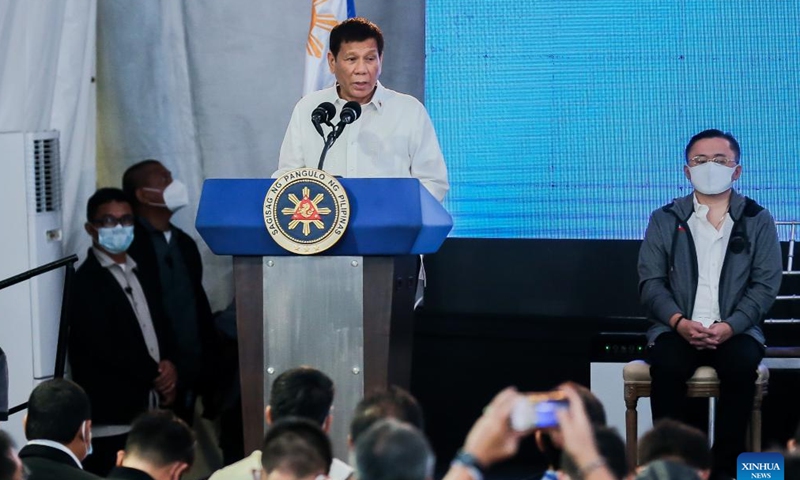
[648,331,763,477]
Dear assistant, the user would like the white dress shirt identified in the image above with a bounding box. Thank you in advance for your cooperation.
[687,195,734,327]
[275,82,449,202]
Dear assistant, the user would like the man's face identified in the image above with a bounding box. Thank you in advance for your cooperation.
[328,38,382,105]
[684,136,742,182]
[138,163,174,205]
[85,200,134,245]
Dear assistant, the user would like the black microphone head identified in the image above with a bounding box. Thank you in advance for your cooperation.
[311,102,337,124]
[340,101,362,124]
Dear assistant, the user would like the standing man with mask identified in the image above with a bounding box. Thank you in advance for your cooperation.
[19,379,100,480]
[68,188,178,476]
[275,17,449,202]
[638,129,782,478]
[122,160,221,426]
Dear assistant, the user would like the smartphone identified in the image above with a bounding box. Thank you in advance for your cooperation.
[509,391,569,431]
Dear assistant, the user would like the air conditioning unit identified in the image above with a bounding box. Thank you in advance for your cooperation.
[0,130,64,445]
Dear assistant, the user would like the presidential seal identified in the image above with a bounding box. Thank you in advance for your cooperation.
[263,168,350,254]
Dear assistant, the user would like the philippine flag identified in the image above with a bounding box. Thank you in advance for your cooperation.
[303,0,357,96]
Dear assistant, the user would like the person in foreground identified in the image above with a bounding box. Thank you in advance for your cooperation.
[107,411,195,480]
[275,17,449,202]
[19,379,100,480]
[0,431,24,480]
[209,366,352,480]
[638,129,782,477]
[259,417,332,480]
[440,386,618,480]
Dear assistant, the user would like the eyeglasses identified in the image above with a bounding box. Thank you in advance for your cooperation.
[688,155,737,167]
[91,214,135,228]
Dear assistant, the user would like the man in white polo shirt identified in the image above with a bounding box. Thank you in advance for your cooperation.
[275,17,449,203]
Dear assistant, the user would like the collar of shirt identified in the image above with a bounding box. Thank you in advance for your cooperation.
[331,81,386,115]
[692,193,730,223]
[25,440,83,469]
[92,246,138,271]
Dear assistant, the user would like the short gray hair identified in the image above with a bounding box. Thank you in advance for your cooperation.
[355,419,434,480]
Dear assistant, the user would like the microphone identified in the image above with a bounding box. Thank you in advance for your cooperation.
[311,102,336,139]
[339,101,362,125]
[318,101,362,170]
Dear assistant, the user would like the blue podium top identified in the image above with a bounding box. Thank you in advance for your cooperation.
[196,178,453,256]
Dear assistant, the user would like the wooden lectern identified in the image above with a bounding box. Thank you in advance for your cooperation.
[196,178,452,457]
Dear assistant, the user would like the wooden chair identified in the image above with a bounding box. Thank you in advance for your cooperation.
[622,360,769,465]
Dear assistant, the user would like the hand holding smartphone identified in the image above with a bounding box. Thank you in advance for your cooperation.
[509,391,569,431]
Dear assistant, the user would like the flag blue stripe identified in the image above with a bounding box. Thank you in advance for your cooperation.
[347,0,356,18]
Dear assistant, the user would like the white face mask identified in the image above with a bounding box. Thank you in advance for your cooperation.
[144,180,189,212]
[689,162,737,195]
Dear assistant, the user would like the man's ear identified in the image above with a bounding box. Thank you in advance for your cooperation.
[788,438,797,452]
[115,450,125,466]
[534,429,545,451]
[327,51,336,73]
[322,409,333,433]
[265,405,273,425]
[22,414,28,439]
[169,462,189,480]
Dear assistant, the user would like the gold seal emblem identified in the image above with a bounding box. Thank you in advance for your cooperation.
[263,168,350,254]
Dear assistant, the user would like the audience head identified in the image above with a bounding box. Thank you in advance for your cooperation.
[260,417,333,480]
[267,367,335,431]
[788,421,800,453]
[24,379,92,461]
[355,419,433,480]
[536,382,606,470]
[350,386,425,446]
[84,188,135,256]
[116,410,195,480]
[637,419,710,480]
[785,453,800,480]
[559,426,629,480]
[684,129,740,164]
[0,431,23,480]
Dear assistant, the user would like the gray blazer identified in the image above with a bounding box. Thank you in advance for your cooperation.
[638,190,783,345]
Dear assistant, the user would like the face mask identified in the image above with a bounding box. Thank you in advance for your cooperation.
[82,421,93,457]
[144,180,189,212]
[98,225,134,254]
[689,162,737,195]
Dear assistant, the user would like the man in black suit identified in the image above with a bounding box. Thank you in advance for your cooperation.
[18,379,100,480]
[107,411,195,480]
[122,160,221,424]
[68,188,178,476]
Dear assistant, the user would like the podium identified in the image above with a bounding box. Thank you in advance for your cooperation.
[196,177,452,457]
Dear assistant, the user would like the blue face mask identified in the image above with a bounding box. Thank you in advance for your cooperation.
[97,225,134,254]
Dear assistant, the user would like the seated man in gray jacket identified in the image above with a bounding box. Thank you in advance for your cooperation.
[638,129,782,479]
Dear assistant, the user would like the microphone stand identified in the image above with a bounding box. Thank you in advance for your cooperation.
[317,122,348,170]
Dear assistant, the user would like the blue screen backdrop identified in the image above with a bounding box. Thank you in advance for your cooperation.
[426,1,800,239]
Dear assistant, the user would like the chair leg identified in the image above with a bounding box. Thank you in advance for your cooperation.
[624,386,639,466]
[751,387,764,452]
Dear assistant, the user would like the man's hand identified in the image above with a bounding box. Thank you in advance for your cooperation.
[154,360,178,395]
[461,387,530,468]
[675,319,716,350]
[706,322,734,346]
